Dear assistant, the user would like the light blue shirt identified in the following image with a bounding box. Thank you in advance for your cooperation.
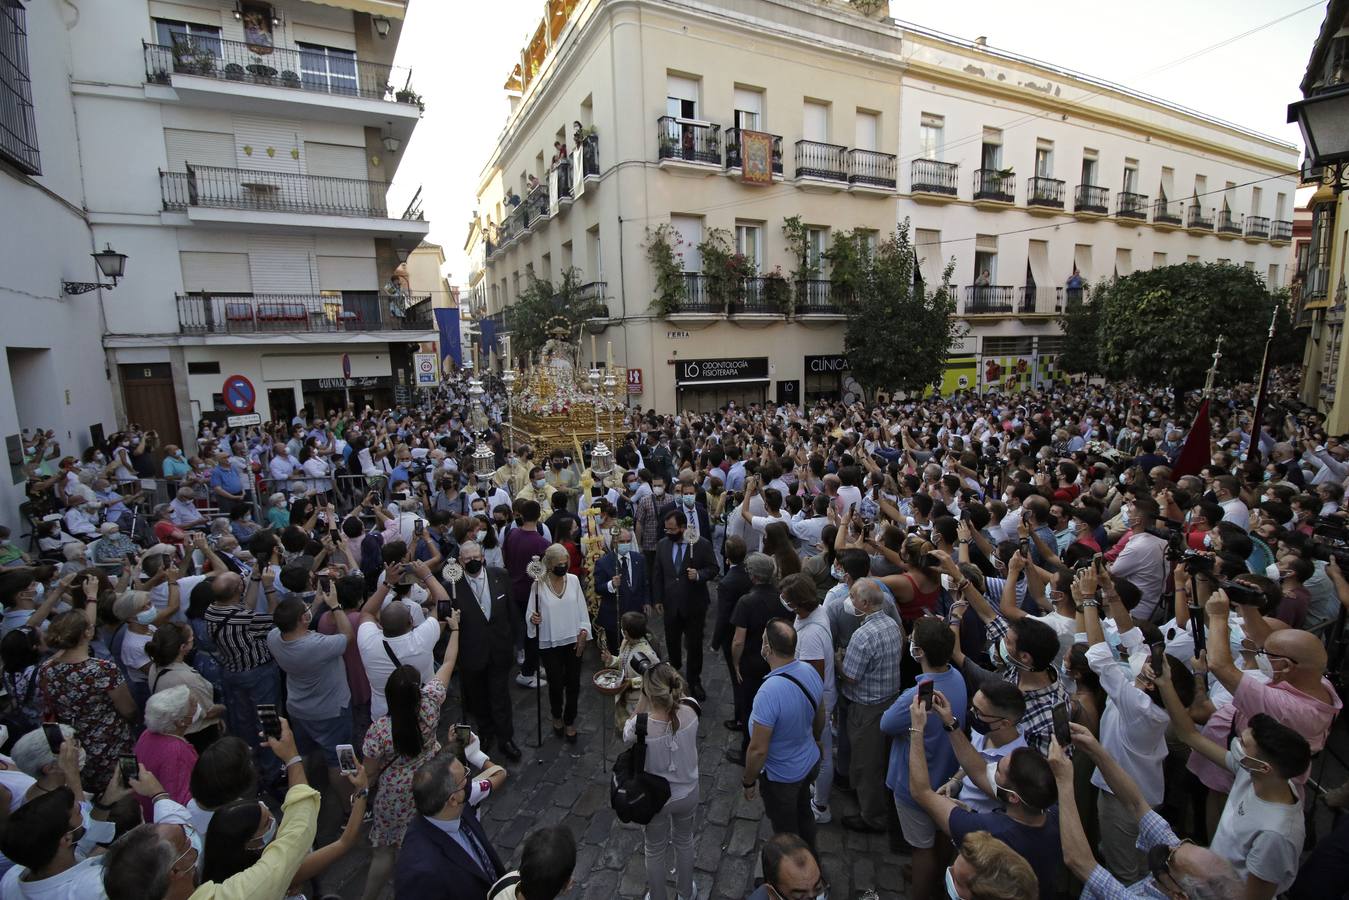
[749,660,823,782]
[881,665,968,806]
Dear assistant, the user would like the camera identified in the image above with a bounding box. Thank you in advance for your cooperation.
[1144,522,1186,561]
[1218,578,1267,607]
[1179,551,1214,575]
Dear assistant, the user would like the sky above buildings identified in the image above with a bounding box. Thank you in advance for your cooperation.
[387,0,1326,284]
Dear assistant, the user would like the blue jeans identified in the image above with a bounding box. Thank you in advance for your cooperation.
[222,662,281,772]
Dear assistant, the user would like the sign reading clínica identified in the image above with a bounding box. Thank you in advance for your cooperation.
[414,352,440,387]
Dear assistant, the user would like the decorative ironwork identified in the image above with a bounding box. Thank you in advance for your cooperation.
[794,139,848,182]
[912,159,958,195]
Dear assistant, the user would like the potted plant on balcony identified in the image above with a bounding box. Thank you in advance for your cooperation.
[658,131,678,159]
[280,70,301,88]
[395,88,425,111]
[763,266,792,315]
[224,62,246,80]
[645,224,686,316]
[699,229,750,314]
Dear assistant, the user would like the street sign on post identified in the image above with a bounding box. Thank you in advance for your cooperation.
[226,413,262,428]
[221,375,256,414]
[414,352,439,387]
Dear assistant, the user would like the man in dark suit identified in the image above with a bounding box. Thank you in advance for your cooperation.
[651,508,717,701]
[451,541,521,762]
[396,746,508,900]
[710,535,751,731]
[659,479,713,542]
[593,526,648,653]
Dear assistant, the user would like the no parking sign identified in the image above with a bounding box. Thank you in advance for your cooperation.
[414,352,439,387]
[221,374,256,414]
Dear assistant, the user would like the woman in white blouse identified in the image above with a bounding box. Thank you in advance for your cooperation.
[526,543,591,743]
[623,662,700,900]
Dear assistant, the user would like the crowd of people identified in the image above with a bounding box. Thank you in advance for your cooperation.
[2,366,1348,900]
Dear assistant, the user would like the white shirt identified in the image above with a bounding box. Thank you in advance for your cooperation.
[794,605,835,708]
[268,454,299,482]
[357,618,441,718]
[623,704,700,801]
[1211,747,1305,892]
[1109,531,1168,620]
[168,497,202,526]
[1219,497,1250,531]
[0,857,106,899]
[791,515,829,556]
[301,457,332,492]
[1086,630,1171,806]
[525,574,591,649]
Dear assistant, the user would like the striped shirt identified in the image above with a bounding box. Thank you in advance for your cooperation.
[203,604,275,672]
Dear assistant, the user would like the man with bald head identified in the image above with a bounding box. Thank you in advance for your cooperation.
[204,567,281,768]
[356,558,448,718]
[1186,582,1341,840]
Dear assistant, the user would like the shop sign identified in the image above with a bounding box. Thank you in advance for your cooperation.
[805,354,850,373]
[302,376,391,391]
[676,357,769,384]
[627,368,643,394]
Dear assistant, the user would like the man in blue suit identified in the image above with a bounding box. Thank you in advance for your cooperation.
[594,525,648,652]
[395,741,509,900]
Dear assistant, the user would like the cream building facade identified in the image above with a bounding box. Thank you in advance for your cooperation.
[470,0,1299,412]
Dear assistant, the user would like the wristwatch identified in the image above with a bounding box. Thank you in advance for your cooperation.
[942,720,959,733]
[351,787,369,802]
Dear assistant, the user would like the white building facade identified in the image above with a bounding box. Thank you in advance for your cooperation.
[70,0,430,448]
[471,0,1298,411]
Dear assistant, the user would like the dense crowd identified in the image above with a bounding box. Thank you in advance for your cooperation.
[1,367,1348,900]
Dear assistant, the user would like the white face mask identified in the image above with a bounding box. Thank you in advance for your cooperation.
[843,597,864,617]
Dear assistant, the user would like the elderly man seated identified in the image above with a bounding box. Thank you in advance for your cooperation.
[168,487,207,530]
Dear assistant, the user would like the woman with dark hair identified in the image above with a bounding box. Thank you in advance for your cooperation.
[147,622,225,751]
[358,610,460,900]
[0,626,41,752]
[555,518,584,577]
[762,521,800,579]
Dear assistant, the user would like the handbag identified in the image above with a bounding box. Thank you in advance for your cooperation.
[609,713,671,824]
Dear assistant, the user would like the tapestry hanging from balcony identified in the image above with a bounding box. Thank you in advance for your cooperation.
[741,130,774,185]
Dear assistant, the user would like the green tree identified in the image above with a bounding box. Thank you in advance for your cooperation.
[823,229,868,301]
[843,219,958,397]
[505,267,607,360]
[1090,263,1290,390]
[1056,281,1100,374]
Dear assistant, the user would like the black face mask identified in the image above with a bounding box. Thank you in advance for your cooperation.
[1045,513,1060,530]
[551,564,568,577]
[463,559,484,575]
[666,530,682,542]
[968,709,993,735]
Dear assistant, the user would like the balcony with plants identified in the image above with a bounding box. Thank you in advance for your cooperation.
[911,159,959,199]
[1027,176,1065,211]
[657,116,722,172]
[973,168,1015,205]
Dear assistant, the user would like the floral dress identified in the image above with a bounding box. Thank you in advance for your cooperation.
[362,679,445,847]
[39,658,133,792]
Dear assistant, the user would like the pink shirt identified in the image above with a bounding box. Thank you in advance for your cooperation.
[317,609,371,705]
[133,730,198,820]
[1187,671,1341,793]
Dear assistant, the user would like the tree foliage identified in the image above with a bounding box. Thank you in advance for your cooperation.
[1056,284,1099,374]
[843,219,958,397]
[508,267,607,360]
[1072,263,1294,390]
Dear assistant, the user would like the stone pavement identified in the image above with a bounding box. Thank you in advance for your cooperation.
[317,590,906,900]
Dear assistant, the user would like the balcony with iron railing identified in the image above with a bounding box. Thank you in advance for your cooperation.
[964,285,1015,314]
[143,38,418,108]
[1217,209,1243,235]
[522,184,549,228]
[668,273,724,316]
[725,128,783,177]
[848,149,897,191]
[1271,219,1293,242]
[1027,176,1065,210]
[1152,198,1183,227]
[733,277,788,315]
[1244,215,1270,240]
[1116,191,1149,220]
[795,279,850,316]
[161,164,399,220]
[795,140,848,183]
[1018,286,1064,314]
[1186,206,1214,231]
[973,169,1015,204]
[1074,184,1109,214]
[176,292,433,336]
[657,116,721,167]
[911,159,959,197]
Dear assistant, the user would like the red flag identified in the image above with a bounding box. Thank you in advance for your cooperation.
[1171,398,1211,479]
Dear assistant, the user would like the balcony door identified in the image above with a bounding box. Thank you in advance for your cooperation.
[154,19,222,58]
[854,112,878,151]
[803,101,828,143]
[735,224,762,273]
[666,75,699,120]
[733,87,763,131]
[670,215,702,272]
[298,43,358,96]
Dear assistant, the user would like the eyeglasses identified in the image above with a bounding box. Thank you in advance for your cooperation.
[1146,839,1193,888]
[1252,648,1299,666]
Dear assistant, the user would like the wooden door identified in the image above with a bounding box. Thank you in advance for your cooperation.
[119,364,182,447]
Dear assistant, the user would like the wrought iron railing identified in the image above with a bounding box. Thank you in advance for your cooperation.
[965,285,1015,313]
[142,38,418,106]
[725,128,783,175]
[523,184,549,226]
[176,292,432,334]
[796,279,850,315]
[974,169,1015,203]
[795,139,848,182]
[848,149,897,189]
[733,277,786,315]
[1217,209,1243,234]
[1074,184,1109,214]
[912,159,959,195]
[1151,198,1182,225]
[576,136,600,177]
[1271,219,1293,241]
[1027,176,1065,208]
[161,164,392,217]
[1306,265,1330,302]
[1116,191,1149,220]
[1018,286,1063,313]
[657,116,721,165]
[671,274,722,314]
[1244,215,1270,239]
[1187,206,1214,230]
[1065,285,1088,307]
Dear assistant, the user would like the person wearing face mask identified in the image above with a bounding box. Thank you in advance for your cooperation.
[660,480,711,542]
[1184,586,1340,843]
[516,466,556,507]
[266,585,355,800]
[450,542,520,762]
[133,685,204,816]
[8,728,124,857]
[114,587,175,711]
[395,738,509,900]
[1076,565,1194,884]
[633,473,668,591]
[1157,662,1311,898]
[593,527,649,655]
[933,682,1028,814]
[493,446,531,497]
[651,510,716,703]
[711,538,751,730]
[526,544,592,743]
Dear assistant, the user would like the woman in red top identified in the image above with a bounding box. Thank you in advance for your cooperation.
[555,518,586,579]
[878,535,943,622]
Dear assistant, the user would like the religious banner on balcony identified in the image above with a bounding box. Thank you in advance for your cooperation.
[241,3,275,55]
[740,130,774,185]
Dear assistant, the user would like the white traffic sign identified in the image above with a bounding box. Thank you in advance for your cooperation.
[226,413,262,428]
[414,352,440,386]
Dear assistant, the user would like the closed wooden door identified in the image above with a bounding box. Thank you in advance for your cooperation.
[119,365,182,447]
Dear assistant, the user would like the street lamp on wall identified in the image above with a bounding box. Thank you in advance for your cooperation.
[372,15,392,38]
[1289,83,1349,193]
[62,244,128,296]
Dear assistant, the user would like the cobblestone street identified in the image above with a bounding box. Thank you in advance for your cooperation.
[319,593,905,900]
